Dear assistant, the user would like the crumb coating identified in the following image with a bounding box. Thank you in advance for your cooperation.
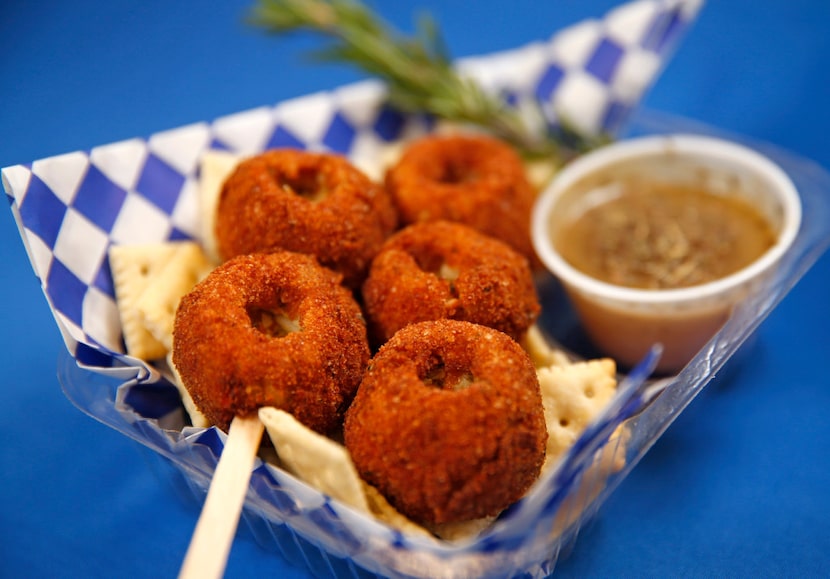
[344,320,547,525]
[385,134,537,263]
[172,251,370,433]
[216,149,397,287]
[362,221,540,344]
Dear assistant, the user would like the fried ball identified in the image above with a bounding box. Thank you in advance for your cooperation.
[361,221,540,344]
[172,251,370,434]
[215,149,398,288]
[385,133,537,263]
[344,320,547,526]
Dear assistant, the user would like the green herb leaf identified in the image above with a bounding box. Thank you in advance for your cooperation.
[248,0,602,162]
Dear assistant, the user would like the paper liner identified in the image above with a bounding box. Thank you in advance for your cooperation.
[2,0,701,373]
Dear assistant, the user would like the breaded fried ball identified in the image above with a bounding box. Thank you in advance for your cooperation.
[215,149,398,287]
[361,221,540,344]
[172,251,370,434]
[385,134,537,263]
[344,320,547,526]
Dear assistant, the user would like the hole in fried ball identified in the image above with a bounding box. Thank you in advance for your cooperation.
[422,357,475,391]
[247,306,300,338]
[438,263,460,282]
[437,158,479,185]
[272,166,329,202]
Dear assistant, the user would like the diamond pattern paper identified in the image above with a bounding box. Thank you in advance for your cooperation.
[3,0,700,371]
[1,1,703,573]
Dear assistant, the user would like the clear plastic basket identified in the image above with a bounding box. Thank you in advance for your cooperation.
[47,106,830,578]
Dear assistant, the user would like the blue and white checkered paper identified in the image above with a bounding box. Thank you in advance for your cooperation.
[3,0,699,372]
[4,1,701,576]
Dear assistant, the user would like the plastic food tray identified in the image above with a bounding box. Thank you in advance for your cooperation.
[6,1,830,575]
[40,108,830,579]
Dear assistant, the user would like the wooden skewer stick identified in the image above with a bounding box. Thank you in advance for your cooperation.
[178,415,265,579]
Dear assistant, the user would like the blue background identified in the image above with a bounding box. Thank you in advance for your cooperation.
[1,1,828,577]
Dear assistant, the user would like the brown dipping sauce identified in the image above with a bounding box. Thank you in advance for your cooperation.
[554,181,777,290]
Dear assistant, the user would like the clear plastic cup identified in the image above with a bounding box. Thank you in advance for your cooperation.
[531,134,802,373]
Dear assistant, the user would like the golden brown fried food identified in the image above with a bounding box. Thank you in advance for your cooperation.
[215,149,398,287]
[385,133,537,263]
[344,320,547,526]
[172,251,370,434]
[361,221,540,344]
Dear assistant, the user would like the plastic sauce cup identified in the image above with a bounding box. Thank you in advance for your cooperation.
[531,134,802,373]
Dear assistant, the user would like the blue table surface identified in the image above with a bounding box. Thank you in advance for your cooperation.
[2,1,829,577]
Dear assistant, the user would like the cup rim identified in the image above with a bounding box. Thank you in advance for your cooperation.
[531,133,803,305]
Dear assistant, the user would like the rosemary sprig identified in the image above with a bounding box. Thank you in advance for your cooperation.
[248,0,594,161]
